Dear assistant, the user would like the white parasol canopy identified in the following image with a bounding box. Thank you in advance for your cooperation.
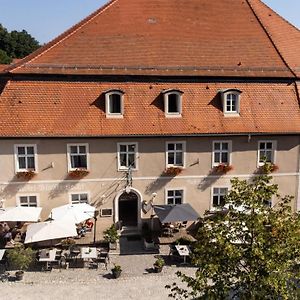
[24,220,77,244]
[50,203,95,224]
[0,206,42,222]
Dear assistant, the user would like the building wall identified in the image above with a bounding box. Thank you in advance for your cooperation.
[0,135,299,230]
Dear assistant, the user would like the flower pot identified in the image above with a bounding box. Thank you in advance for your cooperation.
[154,266,163,273]
[15,271,24,281]
[112,269,121,278]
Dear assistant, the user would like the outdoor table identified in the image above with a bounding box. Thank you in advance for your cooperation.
[39,249,57,270]
[175,245,190,264]
[80,247,97,259]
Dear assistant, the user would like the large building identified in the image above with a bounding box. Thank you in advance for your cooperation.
[0,0,299,234]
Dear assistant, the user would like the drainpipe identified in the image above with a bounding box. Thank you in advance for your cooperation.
[296,135,300,211]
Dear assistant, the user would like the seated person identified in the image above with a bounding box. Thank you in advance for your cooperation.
[85,219,94,229]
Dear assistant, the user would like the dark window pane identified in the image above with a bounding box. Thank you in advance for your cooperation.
[168,94,179,113]
[222,143,228,150]
[168,153,174,164]
[266,143,272,149]
[78,156,87,168]
[213,195,218,207]
[128,144,135,152]
[109,94,121,113]
[128,154,135,168]
[214,143,220,150]
[167,191,173,197]
[120,153,127,166]
[214,153,220,163]
[168,143,175,151]
[17,147,25,155]
[175,152,183,165]
[27,147,34,155]
[70,146,78,154]
[175,198,182,204]
[176,143,183,151]
[18,157,26,169]
[175,190,182,197]
[27,157,35,169]
[221,153,228,163]
[79,146,86,154]
[259,143,265,150]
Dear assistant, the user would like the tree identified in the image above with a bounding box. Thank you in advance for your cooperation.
[167,163,300,299]
[0,24,40,64]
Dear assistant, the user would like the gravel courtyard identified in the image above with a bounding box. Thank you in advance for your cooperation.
[0,253,197,300]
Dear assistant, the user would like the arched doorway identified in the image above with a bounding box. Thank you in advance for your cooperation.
[118,192,138,228]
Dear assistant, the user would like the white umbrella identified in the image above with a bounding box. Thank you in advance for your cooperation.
[24,220,77,244]
[50,203,95,224]
[0,206,42,222]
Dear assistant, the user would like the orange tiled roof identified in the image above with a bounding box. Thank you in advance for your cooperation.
[6,0,299,77]
[0,80,299,137]
[0,65,8,73]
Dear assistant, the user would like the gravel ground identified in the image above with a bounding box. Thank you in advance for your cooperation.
[0,253,197,300]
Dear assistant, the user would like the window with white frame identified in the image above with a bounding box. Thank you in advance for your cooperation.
[118,143,137,170]
[163,90,183,116]
[105,90,124,117]
[221,89,241,115]
[68,144,88,170]
[71,193,89,204]
[167,189,183,205]
[213,141,231,166]
[166,142,185,167]
[19,195,38,207]
[15,145,37,172]
[258,141,276,165]
[212,187,228,207]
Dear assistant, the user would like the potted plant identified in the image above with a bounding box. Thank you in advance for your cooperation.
[103,224,119,250]
[7,245,35,281]
[16,170,36,180]
[153,257,165,273]
[259,162,279,174]
[60,238,76,249]
[142,223,155,250]
[163,167,183,176]
[213,163,233,174]
[68,168,89,179]
[111,264,122,278]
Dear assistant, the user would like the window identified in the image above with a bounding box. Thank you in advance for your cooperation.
[166,142,185,167]
[166,189,184,205]
[263,199,272,207]
[213,141,231,166]
[70,193,89,204]
[105,90,124,117]
[15,144,37,172]
[212,187,228,208]
[67,144,89,170]
[100,208,113,217]
[258,141,276,165]
[18,195,38,207]
[118,143,138,170]
[163,89,183,117]
[220,89,241,115]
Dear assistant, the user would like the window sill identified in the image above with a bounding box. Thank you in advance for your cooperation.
[106,114,123,119]
[223,113,240,117]
[165,113,182,118]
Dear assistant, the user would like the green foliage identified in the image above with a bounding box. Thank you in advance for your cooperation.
[103,224,119,243]
[167,165,300,299]
[0,23,40,64]
[112,264,122,272]
[7,245,36,271]
[154,257,165,268]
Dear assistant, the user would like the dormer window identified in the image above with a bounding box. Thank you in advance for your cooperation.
[105,89,124,118]
[220,89,242,115]
[163,89,183,117]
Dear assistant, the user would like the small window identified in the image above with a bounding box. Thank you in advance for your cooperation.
[15,144,37,172]
[258,141,276,165]
[166,142,185,167]
[212,187,228,208]
[167,189,183,205]
[263,199,272,207]
[100,208,113,217]
[117,143,138,170]
[220,89,241,115]
[163,89,183,117]
[67,144,88,170]
[213,141,231,166]
[105,90,124,117]
[19,195,38,207]
[71,193,89,204]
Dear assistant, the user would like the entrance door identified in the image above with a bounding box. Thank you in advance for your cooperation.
[118,192,138,227]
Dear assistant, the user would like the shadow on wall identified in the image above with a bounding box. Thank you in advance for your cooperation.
[145,172,176,195]
[0,175,31,200]
[198,169,223,191]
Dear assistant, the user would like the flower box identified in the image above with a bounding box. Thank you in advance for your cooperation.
[259,163,279,174]
[163,167,183,176]
[16,170,36,180]
[213,163,233,174]
[68,168,89,179]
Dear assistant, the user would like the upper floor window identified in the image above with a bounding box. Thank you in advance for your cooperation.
[258,141,276,165]
[212,187,228,208]
[166,142,185,167]
[67,144,89,171]
[117,143,138,170]
[220,89,242,115]
[18,195,38,207]
[70,193,89,204]
[212,141,231,166]
[105,89,124,118]
[163,89,183,117]
[14,144,37,172]
[166,189,184,205]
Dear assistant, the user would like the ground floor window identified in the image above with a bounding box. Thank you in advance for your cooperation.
[212,187,228,207]
[19,195,38,207]
[71,193,89,204]
[167,189,183,205]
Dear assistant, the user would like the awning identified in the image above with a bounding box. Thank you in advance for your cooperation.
[0,206,42,222]
[49,203,95,224]
[153,203,200,223]
[24,220,77,244]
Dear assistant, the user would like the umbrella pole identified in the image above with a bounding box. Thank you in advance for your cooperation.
[93,214,97,245]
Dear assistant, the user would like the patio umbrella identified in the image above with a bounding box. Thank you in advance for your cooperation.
[153,203,200,223]
[50,203,95,224]
[24,220,77,244]
[0,206,42,222]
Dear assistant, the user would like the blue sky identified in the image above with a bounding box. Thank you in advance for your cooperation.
[0,0,299,44]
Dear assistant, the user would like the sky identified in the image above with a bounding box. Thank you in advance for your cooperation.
[0,0,299,44]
